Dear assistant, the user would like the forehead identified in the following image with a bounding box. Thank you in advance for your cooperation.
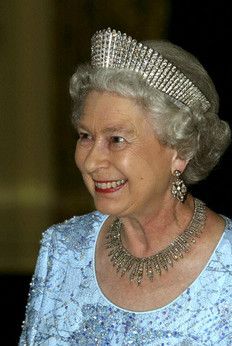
[79,90,149,132]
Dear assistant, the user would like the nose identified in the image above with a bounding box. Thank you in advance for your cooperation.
[84,141,110,173]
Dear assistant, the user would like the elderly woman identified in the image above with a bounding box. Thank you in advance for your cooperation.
[20,28,232,345]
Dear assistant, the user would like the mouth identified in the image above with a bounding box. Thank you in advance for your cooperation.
[94,179,127,193]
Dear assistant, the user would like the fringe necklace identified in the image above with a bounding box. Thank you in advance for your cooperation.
[105,198,206,286]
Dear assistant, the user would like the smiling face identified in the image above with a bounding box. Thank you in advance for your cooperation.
[75,90,179,218]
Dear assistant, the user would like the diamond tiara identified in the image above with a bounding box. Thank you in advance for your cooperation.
[91,28,211,112]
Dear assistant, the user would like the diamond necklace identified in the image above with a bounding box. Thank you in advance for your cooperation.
[105,198,206,286]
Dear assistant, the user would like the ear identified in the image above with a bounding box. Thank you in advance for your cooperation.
[171,151,188,174]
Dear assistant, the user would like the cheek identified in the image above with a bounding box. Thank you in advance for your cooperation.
[122,144,172,185]
[116,148,149,182]
[75,144,85,171]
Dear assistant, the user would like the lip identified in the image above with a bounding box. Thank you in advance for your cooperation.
[94,179,127,193]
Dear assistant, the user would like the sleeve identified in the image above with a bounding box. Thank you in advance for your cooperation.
[19,227,55,346]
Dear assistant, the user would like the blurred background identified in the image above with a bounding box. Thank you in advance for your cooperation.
[1,1,231,344]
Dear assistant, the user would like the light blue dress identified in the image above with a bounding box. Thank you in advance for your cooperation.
[19,211,232,345]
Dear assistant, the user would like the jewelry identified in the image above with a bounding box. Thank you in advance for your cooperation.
[105,198,206,286]
[91,28,211,112]
[171,170,187,202]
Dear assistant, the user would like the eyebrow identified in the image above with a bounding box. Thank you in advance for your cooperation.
[102,126,135,135]
[77,123,136,135]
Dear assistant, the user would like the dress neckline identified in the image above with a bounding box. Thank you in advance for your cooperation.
[92,213,230,314]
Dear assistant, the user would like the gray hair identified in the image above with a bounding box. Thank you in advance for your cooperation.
[69,40,231,185]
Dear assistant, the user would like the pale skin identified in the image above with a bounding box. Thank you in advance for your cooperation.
[75,90,225,312]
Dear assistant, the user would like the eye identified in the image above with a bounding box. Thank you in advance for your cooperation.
[111,136,126,144]
[77,132,93,144]
[110,136,127,150]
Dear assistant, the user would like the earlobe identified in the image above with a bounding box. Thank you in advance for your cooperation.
[171,151,188,174]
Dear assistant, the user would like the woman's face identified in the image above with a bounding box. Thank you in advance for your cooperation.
[75,91,178,218]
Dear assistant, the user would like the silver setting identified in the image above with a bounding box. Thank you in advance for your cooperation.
[91,28,211,112]
[105,198,206,286]
[171,170,187,202]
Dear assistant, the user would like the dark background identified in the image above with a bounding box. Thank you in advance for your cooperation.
[168,1,231,216]
[1,1,231,344]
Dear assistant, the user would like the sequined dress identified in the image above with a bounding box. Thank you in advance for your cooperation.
[19,211,232,346]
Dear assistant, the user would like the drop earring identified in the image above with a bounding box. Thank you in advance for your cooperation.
[171,170,187,202]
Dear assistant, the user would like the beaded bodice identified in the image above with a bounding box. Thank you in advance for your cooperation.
[20,211,232,345]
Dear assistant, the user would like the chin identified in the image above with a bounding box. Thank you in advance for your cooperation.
[94,199,126,216]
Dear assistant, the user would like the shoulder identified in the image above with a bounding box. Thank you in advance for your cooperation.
[218,216,232,251]
[48,210,108,238]
[31,211,108,283]
[213,216,232,270]
[220,216,232,244]
[41,210,108,253]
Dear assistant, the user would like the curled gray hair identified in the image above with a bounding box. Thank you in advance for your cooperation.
[69,40,231,185]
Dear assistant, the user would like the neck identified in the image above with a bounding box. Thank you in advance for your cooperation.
[119,195,195,258]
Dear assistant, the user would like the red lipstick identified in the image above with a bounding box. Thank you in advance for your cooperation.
[94,180,127,193]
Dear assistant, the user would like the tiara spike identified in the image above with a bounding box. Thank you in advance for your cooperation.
[91,28,211,112]
[135,45,148,72]
[125,39,137,69]
[139,47,153,76]
[145,52,159,84]
[120,34,132,68]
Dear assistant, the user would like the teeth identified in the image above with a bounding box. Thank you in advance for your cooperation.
[95,179,126,189]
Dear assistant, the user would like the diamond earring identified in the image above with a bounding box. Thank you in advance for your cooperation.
[171,170,187,202]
